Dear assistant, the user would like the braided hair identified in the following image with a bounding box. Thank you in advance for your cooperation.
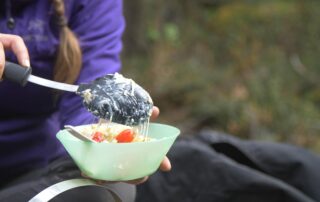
[52,0,82,84]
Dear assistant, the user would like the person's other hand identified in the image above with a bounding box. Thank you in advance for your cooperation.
[150,106,171,172]
[0,34,30,79]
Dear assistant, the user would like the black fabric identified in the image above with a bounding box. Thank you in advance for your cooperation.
[0,156,136,202]
[136,130,320,202]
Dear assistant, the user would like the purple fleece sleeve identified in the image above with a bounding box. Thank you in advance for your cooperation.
[58,0,125,127]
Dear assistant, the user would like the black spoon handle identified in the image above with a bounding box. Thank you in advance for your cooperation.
[3,61,32,86]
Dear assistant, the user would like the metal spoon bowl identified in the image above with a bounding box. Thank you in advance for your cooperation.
[76,73,153,126]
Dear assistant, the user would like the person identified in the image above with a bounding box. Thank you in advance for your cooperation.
[0,0,171,201]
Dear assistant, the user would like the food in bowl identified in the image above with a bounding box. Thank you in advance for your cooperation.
[78,122,153,143]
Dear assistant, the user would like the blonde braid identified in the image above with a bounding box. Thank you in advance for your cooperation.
[52,0,82,84]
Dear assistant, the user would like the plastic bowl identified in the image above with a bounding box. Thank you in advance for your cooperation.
[56,123,180,181]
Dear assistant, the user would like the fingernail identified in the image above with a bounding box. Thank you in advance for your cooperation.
[24,59,30,67]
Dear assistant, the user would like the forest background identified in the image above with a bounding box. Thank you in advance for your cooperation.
[121,0,320,152]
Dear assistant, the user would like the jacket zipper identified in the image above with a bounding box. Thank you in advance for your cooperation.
[5,0,15,30]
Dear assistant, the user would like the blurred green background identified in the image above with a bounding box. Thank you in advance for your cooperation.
[121,0,320,152]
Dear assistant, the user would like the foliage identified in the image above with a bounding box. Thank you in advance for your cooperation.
[122,0,320,152]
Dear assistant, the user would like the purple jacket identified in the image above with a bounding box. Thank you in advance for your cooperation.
[0,0,125,183]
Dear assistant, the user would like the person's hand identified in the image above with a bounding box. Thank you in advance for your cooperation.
[150,106,172,172]
[0,33,30,79]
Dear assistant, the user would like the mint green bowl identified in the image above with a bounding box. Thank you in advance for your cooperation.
[56,123,180,181]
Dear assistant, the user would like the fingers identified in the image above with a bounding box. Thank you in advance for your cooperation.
[81,172,149,185]
[0,34,30,67]
[81,172,113,185]
[159,156,171,172]
[151,106,160,120]
[126,176,149,185]
[0,43,5,79]
[151,107,172,172]
[12,36,30,67]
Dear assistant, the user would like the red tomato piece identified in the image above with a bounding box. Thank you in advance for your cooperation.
[92,131,104,142]
[116,129,134,143]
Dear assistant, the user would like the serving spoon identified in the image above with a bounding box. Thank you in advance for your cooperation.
[3,62,153,126]
[64,125,94,142]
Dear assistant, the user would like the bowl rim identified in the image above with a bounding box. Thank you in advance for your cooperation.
[56,122,180,144]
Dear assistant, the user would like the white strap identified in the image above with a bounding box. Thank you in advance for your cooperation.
[28,178,120,202]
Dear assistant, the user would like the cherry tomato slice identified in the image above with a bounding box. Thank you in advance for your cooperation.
[92,131,104,142]
[116,129,134,143]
